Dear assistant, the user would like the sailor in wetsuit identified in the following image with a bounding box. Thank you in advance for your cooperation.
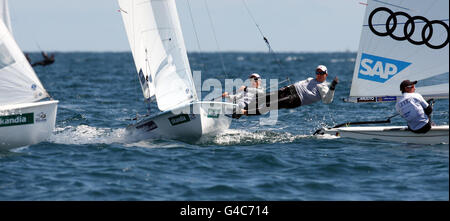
[395,80,433,133]
[246,65,338,115]
[222,73,265,118]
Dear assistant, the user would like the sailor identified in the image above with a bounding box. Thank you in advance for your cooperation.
[222,73,265,117]
[395,80,433,133]
[32,51,55,67]
[246,65,338,115]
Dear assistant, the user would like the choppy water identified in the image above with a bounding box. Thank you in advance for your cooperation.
[0,52,448,201]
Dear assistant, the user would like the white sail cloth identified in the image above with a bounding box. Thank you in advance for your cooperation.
[0,20,49,105]
[0,0,11,33]
[349,0,449,99]
[118,0,198,111]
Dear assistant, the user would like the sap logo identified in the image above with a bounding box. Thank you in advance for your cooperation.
[358,53,411,83]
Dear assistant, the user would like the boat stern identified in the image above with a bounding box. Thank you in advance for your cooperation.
[0,100,59,150]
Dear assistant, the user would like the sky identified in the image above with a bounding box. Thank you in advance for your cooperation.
[8,0,366,53]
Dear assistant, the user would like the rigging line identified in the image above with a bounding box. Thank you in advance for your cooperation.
[266,78,290,92]
[241,0,291,85]
[372,0,411,11]
[186,0,202,52]
[204,0,228,78]
[186,0,211,87]
[34,41,43,52]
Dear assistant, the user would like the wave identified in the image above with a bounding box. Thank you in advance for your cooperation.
[48,125,330,147]
[49,125,128,145]
[48,125,193,149]
[197,129,311,146]
[314,133,339,140]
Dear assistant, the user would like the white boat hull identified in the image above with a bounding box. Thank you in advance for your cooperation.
[126,101,237,142]
[0,100,59,150]
[317,125,449,145]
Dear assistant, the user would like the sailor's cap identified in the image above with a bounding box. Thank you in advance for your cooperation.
[316,65,328,74]
[249,73,261,79]
[400,80,418,92]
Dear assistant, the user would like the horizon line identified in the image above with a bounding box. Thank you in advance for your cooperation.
[22,50,358,54]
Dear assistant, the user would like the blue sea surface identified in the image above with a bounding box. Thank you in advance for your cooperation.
[0,52,448,201]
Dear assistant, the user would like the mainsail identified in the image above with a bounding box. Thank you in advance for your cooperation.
[348,0,449,103]
[118,0,198,111]
[0,0,11,33]
[0,20,49,105]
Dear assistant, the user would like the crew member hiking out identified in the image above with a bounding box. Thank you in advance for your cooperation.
[222,73,265,118]
[245,65,338,115]
[395,80,434,134]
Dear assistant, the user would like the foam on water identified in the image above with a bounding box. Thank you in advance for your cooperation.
[197,129,311,146]
[315,134,339,140]
[48,124,314,147]
[123,140,197,149]
[49,125,128,145]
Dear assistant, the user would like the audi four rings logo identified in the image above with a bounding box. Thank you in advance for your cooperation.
[368,7,449,49]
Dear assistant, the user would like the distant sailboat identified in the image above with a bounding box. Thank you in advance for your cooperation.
[0,0,58,150]
[315,0,449,145]
[31,51,56,67]
[117,0,237,142]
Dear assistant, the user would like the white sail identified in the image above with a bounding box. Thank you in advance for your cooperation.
[349,0,449,102]
[0,20,49,105]
[0,0,12,33]
[118,0,198,111]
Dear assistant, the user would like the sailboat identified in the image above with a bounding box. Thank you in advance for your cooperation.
[0,0,58,150]
[117,0,237,142]
[315,0,449,145]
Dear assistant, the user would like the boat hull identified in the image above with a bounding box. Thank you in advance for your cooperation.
[126,101,237,142]
[317,125,449,145]
[0,100,59,150]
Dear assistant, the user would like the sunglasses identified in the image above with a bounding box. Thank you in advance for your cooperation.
[316,70,327,75]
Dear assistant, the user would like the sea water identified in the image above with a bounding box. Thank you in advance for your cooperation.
[0,52,448,201]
